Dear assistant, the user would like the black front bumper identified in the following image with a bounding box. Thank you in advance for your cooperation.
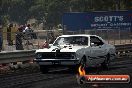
[34,59,79,66]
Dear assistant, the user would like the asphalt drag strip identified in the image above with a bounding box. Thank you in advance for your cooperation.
[1,57,132,88]
[25,57,132,88]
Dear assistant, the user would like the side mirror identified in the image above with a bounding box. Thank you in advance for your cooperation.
[49,44,53,46]
[90,43,96,47]
[49,44,53,48]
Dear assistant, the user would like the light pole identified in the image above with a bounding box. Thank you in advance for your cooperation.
[42,17,46,30]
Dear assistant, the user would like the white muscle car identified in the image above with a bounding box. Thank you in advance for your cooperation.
[34,34,116,72]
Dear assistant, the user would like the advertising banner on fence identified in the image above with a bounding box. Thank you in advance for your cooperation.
[62,11,132,31]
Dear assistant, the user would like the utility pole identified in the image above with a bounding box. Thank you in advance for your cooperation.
[90,0,93,11]
[115,0,120,11]
[115,0,121,44]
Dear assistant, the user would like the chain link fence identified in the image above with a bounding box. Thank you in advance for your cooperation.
[1,29,62,51]
[66,28,132,45]
[1,28,132,51]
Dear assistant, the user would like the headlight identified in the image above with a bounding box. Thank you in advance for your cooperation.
[75,53,80,60]
[71,53,76,59]
[36,53,42,59]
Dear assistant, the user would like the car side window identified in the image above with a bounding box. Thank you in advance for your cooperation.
[90,36,104,46]
[66,36,88,45]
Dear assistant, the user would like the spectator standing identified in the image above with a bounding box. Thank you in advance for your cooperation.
[0,21,3,51]
[22,24,35,49]
[15,26,24,50]
[23,24,33,39]
[7,23,13,45]
[23,24,33,33]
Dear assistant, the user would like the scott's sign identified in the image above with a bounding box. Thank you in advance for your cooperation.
[94,16,123,22]
[62,11,132,30]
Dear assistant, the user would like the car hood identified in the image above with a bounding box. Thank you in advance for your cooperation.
[36,45,86,53]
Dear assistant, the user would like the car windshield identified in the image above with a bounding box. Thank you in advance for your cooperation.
[53,36,88,46]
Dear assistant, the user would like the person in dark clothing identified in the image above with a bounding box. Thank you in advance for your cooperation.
[15,26,24,50]
[7,23,13,45]
[0,24,3,51]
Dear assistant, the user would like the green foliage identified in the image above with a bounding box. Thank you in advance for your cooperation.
[1,15,10,26]
[0,0,132,27]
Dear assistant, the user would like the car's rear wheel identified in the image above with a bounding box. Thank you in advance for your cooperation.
[39,65,49,73]
[101,54,110,70]
[68,56,86,73]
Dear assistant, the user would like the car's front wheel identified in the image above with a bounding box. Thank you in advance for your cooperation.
[101,54,110,70]
[68,56,86,73]
[80,56,86,68]
[39,65,49,73]
[68,65,78,73]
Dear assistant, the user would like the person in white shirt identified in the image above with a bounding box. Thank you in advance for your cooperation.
[23,24,33,33]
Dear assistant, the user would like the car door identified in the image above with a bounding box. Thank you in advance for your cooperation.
[89,36,106,65]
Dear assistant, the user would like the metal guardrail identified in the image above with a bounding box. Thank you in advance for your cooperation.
[115,44,132,57]
[0,44,131,65]
[115,44,132,53]
[0,50,35,64]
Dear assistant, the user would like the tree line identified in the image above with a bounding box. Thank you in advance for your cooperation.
[0,0,132,27]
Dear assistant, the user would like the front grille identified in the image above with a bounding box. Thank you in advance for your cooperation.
[36,52,75,59]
